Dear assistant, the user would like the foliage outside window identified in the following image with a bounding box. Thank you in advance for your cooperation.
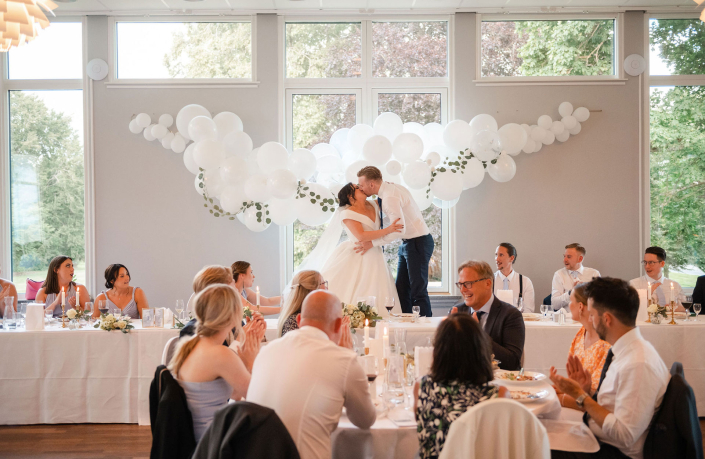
[372,22,448,78]
[292,94,357,150]
[285,23,362,78]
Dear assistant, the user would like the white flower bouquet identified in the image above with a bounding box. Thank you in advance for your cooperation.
[343,301,382,331]
[647,303,667,319]
[66,308,89,321]
[94,313,134,334]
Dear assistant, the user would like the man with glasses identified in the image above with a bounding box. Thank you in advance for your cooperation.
[629,246,683,308]
[451,260,525,370]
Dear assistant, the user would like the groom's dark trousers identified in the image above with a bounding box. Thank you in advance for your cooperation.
[397,233,434,317]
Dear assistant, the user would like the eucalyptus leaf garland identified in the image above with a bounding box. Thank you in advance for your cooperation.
[197,167,269,223]
[425,149,497,199]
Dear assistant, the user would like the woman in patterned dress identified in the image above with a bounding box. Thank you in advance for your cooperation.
[277,270,327,338]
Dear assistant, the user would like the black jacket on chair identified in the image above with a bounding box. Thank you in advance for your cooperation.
[693,275,705,307]
[643,362,703,459]
[149,365,197,459]
[452,296,525,370]
[192,401,300,459]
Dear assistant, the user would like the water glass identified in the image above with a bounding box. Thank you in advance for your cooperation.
[694,303,701,321]
[517,297,525,313]
[83,302,93,326]
[17,303,26,329]
[3,306,16,330]
[393,328,408,356]
[540,303,549,320]
[411,305,420,322]
[45,307,53,323]
[367,296,376,309]
[384,355,406,406]
[175,299,185,320]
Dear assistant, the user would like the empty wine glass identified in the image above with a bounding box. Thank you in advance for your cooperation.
[17,303,26,329]
[175,299,185,320]
[694,303,701,321]
[84,302,93,326]
[384,355,405,405]
[540,304,549,320]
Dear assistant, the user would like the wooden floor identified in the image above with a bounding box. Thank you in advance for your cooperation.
[0,421,703,458]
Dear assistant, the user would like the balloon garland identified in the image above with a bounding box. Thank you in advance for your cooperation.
[129,101,590,232]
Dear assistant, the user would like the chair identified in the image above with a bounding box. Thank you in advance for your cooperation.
[543,294,552,306]
[439,398,550,459]
[643,362,704,459]
[149,365,197,459]
[25,278,43,301]
[161,336,179,366]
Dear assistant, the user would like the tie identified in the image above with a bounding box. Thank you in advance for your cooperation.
[583,349,613,425]
[503,278,509,290]
[571,271,580,279]
[475,311,486,326]
[377,197,383,229]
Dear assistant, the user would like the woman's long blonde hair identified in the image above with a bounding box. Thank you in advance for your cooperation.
[169,284,243,376]
[193,265,233,293]
[277,270,321,337]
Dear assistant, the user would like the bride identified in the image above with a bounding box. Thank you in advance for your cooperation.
[295,183,403,316]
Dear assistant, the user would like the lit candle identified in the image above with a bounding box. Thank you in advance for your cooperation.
[670,282,674,304]
[61,287,66,306]
[364,319,370,353]
[256,286,260,307]
[76,287,80,309]
[383,327,389,359]
[647,281,651,304]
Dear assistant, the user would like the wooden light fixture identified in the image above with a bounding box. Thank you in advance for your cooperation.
[0,0,58,52]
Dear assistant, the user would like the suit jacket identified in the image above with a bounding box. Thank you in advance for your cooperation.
[149,365,197,459]
[453,297,525,371]
[693,275,705,307]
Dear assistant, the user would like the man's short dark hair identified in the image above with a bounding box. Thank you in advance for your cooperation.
[431,313,494,385]
[645,246,667,262]
[585,277,639,327]
[499,242,517,263]
[565,243,586,256]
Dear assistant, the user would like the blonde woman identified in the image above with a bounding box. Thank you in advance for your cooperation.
[277,270,327,338]
[169,284,266,441]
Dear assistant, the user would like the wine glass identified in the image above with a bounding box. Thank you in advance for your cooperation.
[694,303,701,321]
[84,302,93,326]
[384,296,395,317]
[360,355,379,399]
[44,307,53,324]
[540,304,549,320]
[683,295,694,321]
[97,300,108,316]
[411,305,420,322]
[175,299,185,321]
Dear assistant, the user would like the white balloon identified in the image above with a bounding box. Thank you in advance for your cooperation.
[244,205,271,232]
[443,120,474,152]
[295,183,336,226]
[562,116,578,130]
[311,143,339,159]
[171,134,186,153]
[426,144,458,162]
[143,124,157,141]
[220,156,249,185]
[267,169,298,200]
[219,184,248,214]
[194,175,204,196]
[247,148,263,176]
[431,168,463,201]
[569,122,582,135]
[487,153,517,183]
[161,132,175,149]
[521,124,532,137]
[213,112,243,140]
[470,114,498,132]
[193,140,226,170]
[573,107,590,122]
[345,160,371,184]
[386,160,402,176]
[559,102,574,118]
[151,123,168,140]
[533,141,543,153]
[268,197,298,225]
[257,142,289,175]
[433,197,460,210]
[403,122,430,147]
[176,104,211,141]
[183,143,200,175]
[341,149,359,166]
[543,130,556,145]
[403,161,432,189]
[522,139,536,154]
[236,211,246,225]
[530,126,547,143]
[424,151,442,168]
[328,181,344,196]
[223,131,253,158]
[373,112,403,141]
[347,124,375,154]
[538,115,553,130]
[462,157,485,189]
[410,186,434,211]
[424,123,445,146]
[497,123,528,156]
[330,128,351,154]
[136,113,151,129]
[244,174,271,203]
[471,130,501,161]
[202,168,225,196]
[550,121,565,135]
[362,135,393,166]
[158,114,174,128]
[392,133,424,163]
[288,148,317,181]
[188,116,218,142]
[556,130,571,142]
[316,154,343,174]
[129,119,142,134]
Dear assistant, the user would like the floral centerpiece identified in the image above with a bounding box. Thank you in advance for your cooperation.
[65,308,90,322]
[647,303,668,324]
[343,301,382,332]
[242,305,253,320]
[94,313,134,334]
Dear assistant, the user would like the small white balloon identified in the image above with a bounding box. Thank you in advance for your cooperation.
[559,102,574,118]
[345,160,371,184]
[410,186,434,211]
[158,114,174,128]
[311,143,340,159]
[171,134,186,153]
[151,124,168,140]
[362,135,393,166]
[550,121,565,135]
[530,126,547,143]
[268,197,298,226]
[543,130,556,145]
[247,148,263,176]
[244,174,272,203]
[462,157,485,189]
[386,160,402,176]
[537,115,553,130]
[373,112,403,141]
[431,168,463,201]
[223,131,253,158]
[556,130,571,142]
[497,123,528,156]
[267,169,298,200]
[403,161,432,189]
[183,143,199,175]
[443,120,474,152]
[213,112,243,140]
[533,141,543,153]
[188,116,218,142]
[424,123,445,146]
[521,124,532,136]
[220,156,249,185]
[136,113,151,129]
[143,124,157,141]
[330,128,351,154]
[220,184,248,214]
[433,197,460,210]
[257,142,289,175]
[288,148,317,181]
[569,122,582,135]
[193,139,226,170]
[176,104,211,141]
[392,133,424,163]
[202,168,225,196]
[347,124,375,154]
[316,154,343,174]
[487,153,517,183]
[562,116,578,130]
[161,132,175,149]
[244,205,271,233]
[573,107,590,122]
[424,151,442,168]
[522,139,536,154]
[129,119,142,134]
[470,114,498,132]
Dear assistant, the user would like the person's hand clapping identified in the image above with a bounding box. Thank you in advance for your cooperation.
[566,354,592,394]
[238,321,264,372]
[338,316,354,349]
[549,366,585,401]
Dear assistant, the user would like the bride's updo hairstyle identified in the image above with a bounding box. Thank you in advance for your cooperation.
[277,270,322,337]
[338,183,357,207]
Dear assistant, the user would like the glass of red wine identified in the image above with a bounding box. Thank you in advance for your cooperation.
[361,355,379,399]
[385,296,395,316]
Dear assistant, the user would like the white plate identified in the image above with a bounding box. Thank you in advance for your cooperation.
[494,370,546,384]
[522,313,541,321]
[510,389,549,403]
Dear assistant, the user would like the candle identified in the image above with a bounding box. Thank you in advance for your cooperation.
[670,282,674,303]
[76,287,79,309]
[61,287,66,306]
[647,281,651,304]
[364,319,370,353]
[382,327,389,359]
[256,286,260,307]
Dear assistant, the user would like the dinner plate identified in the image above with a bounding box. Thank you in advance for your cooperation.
[522,313,541,321]
[510,389,549,403]
[494,370,546,384]
[390,313,415,323]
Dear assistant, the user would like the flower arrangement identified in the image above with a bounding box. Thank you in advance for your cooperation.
[66,308,90,322]
[647,303,668,319]
[94,313,134,334]
[243,305,253,320]
[343,301,382,331]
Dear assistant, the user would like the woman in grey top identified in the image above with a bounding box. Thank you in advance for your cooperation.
[35,256,89,318]
[94,264,149,319]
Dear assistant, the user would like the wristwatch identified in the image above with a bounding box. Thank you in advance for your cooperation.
[575,393,588,409]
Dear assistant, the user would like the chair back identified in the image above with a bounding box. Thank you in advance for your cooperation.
[161,336,179,366]
[439,398,550,459]
[25,279,43,301]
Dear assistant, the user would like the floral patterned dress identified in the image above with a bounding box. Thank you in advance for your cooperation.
[569,327,611,393]
[281,314,299,337]
[416,376,498,459]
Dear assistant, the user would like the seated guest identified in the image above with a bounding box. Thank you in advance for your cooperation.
[247,290,376,459]
[169,284,265,441]
[277,270,327,338]
[551,243,601,310]
[694,274,705,307]
[414,313,509,459]
[0,265,18,316]
[232,261,281,315]
[494,242,536,312]
[629,246,683,310]
[94,264,149,319]
[557,283,610,409]
[550,277,670,459]
[36,256,90,317]
[451,260,525,371]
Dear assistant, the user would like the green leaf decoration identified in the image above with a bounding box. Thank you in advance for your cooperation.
[322,206,328,211]
[214,213,220,217]
[256,212,262,218]
[266,218,272,224]
[310,199,316,204]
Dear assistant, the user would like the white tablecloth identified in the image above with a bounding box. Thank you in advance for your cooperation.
[0,320,179,425]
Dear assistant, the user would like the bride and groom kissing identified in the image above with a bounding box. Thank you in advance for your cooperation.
[298,166,434,317]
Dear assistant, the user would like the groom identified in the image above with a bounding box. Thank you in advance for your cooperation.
[355,166,434,317]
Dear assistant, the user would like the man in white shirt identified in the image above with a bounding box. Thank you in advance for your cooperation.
[246,290,376,459]
[494,242,535,312]
[550,277,670,459]
[551,243,601,310]
[355,166,434,317]
[629,246,683,309]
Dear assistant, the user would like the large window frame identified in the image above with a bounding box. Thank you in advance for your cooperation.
[0,17,94,299]
[279,15,455,294]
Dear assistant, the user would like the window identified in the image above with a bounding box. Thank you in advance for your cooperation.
[285,22,361,78]
[115,20,252,80]
[372,21,448,78]
[8,23,82,80]
[648,18,705,288]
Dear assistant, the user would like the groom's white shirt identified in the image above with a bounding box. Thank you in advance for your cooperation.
[372,182,430,247]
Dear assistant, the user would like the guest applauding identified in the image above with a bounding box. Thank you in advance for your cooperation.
[169,284,265,441]
[550,278,669,459]
[247,290,376,459]
[94,264,149,319]
[0,265,18,316]
[629,246,683,310]
[415,313,509,459]
[36,256,90,317]
[231,261,281,315]
[277,270,327,338]
[494,242,535,312]
[452,260,525,370]
[551,243,601,310]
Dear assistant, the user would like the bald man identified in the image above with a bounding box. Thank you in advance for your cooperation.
[247,290,376,459]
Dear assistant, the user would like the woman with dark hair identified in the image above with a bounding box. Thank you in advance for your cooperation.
[36,256,90,318]
[93,264,149,319]
[414,313,509,459]
[231,261,281,315]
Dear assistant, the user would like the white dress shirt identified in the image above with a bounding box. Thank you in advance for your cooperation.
[246,326,376,459]
[470,294,495,330]
[551,265,601,307]
[588,328,670,459]
[494,270,536,313]
[371,181,430,247]
[629,275,682,307]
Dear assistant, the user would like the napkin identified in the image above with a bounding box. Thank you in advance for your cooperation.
[415,346,433,379]
[164,308,174,328]
[541,419,599,453]
[496,289,514,306]
[25,303,45,330]
[636,289,648,323]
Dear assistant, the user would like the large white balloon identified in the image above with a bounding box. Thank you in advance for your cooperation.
[573,107,590,122]
[373,112,403,141]
[295,183,336,226]
[559,102,574,118]
[220,156,249,185]
[161,132,175,149]
[403,161,432,189]
[143,124,157,141]
[470,114,498,132]
[267,169,298,200]
[311,143,339,159]
[219,184,248,214]
[171,133,186,153]
[244,174,271,203]
[497,123,528,156]
[392,133,424,163]
[462,158,485,189]
[244,205,271,232]
[257,142,289,175]
[223,131,253,158]
[193,139,226,170]
[386,160,402,176]
[213,112,243,140]
[403,122,430,146]
[288,148,317,180]
[433,197,460,210]
[362,135,393,166]
[443,120,474,152]
[129,119,142,134]
[347,124,375,154]
[188,116,218,142]
[424,123,445,146]
[431,168,463,201]
[561,115,578,130]
[471,130,501,161]
[530,126,547,143]
[543,130,556,145]
[533,141,543,153]
[316,154,343,174]
[410,186,434,211]
[550,121,565,135]
[202,168,225,196]
[537,115,553,130]
[345,160,370,183]
[247,148,263,176]
[424,151,442,168]
[158,114,174,127]
[136,113,151,129]
[176,104,211,141]
[268,197,298,225]
[330,128,351,154]
[487,153,517,183]
[569,122,582,135]
[151,123,168,140]
[183,143,199,175]
[556,130,571,142]
[522,139,536,154]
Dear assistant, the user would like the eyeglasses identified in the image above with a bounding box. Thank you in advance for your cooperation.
[320,280,329,288]
[641,261,661,266]
[455,278,490,290]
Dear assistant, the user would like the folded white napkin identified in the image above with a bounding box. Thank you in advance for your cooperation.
[26,303,45,331]
[415,346,433,379]
[636,289,649,323]
[496,289,514,306]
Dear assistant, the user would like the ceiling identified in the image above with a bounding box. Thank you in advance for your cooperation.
[53,0,699,14]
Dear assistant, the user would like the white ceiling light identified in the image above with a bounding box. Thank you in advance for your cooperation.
[0,0,59,52]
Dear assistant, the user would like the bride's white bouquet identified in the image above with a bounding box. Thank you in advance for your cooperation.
[343,301,382,330]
